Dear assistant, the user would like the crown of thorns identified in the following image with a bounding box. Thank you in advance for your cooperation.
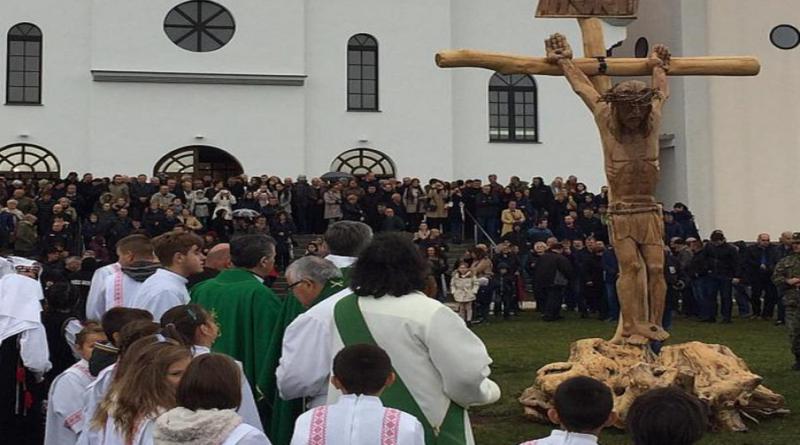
[598,88,663,105]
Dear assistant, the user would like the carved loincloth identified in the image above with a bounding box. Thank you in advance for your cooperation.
[608,202,664,246]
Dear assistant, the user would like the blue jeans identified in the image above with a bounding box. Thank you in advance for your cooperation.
[692,277,708,318]
[605,281,619,321]
[733,284,751,317]
[705,275,733,321]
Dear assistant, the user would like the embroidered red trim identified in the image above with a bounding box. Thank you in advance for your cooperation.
[381,409,401,445]
[309,406,328,445]
[113,270,124,308]
[65,410,84,428]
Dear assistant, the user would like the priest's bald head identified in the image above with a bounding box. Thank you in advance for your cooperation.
[205,243,231,271]
[323,221,373,258]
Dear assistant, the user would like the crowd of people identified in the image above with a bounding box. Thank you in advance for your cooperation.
[0,170,799,445]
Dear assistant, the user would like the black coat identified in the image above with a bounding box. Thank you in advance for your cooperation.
[534,251,575,288]
[743,244,779,282]
[697,243,740,278]
[475,193,500,218]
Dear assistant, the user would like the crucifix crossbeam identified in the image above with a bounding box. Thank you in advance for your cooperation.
[436,50,762,77]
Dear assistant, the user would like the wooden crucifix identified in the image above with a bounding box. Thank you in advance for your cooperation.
[436,0,761,345]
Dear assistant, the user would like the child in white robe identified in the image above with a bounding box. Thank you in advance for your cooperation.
[160,304,263,431]
[88,337,192,445]
[626,387,707,445]
[85,234,156,321]
[45,322,106,445]
[154,353,272,445]
[291,344,424,445]
[518,377,617,445]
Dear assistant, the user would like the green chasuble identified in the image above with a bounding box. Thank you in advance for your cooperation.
[262,267,352,445]
[189,268,283,425]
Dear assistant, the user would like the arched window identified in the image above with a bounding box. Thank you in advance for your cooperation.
[154,146,243,181]
[347,34,378,111]
[7,23,43,105]
[331,148,396,178]
[489,73,539,143]
[0,143,60,179]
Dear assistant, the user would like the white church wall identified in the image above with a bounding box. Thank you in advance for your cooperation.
[90,0,305,75]
[699,0,800,241]
[303,0,454,180]
[87,82,305,176]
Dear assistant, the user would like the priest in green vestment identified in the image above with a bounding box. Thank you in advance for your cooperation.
[190,235,283,426]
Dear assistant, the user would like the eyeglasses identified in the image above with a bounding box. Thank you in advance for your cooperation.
[287,279,309,290]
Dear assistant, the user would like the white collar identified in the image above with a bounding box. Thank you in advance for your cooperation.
[338,394,384,407]
[192,345,211,357]
[325,255,357,269]
[156,268,189,285]
[540,430,599,445]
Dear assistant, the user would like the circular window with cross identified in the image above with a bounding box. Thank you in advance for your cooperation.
[164,0,235,53]
[331,148,396,179]
[0,143,60,180]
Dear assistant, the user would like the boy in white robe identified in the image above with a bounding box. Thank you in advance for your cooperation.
[45,323,106,445]
[85,234,155,321]
[291,344,424,445]
[98,260,159,314]
[518,377,617,445]
[131,232,205,320]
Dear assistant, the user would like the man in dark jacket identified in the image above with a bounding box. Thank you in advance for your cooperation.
[380,208,406,232]
[745,233,779,319]
[580,241,606,320]
[554,215,585,242]
[291,175,314,234]
[663,211,685,243]
[527,177,553,217]
[697,231,743,323]
[474,186,500,242]
[534,243,575,322]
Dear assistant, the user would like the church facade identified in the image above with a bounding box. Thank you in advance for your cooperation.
[0,0,609,187]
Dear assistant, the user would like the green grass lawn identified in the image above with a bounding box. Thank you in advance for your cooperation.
[470,311,798,445]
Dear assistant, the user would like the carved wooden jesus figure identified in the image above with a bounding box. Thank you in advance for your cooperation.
[546,33,670,345]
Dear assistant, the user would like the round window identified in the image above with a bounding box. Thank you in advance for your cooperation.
[634,37,649,58]
[164,1,235,53]
[770,25,800,50]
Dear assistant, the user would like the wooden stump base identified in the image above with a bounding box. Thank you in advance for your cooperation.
[519,339,788,431]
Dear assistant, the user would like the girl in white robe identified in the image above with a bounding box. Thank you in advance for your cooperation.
[160,304,263,431]
[45,322,106,445]
[88,338,192,445]
[154,354,271,445]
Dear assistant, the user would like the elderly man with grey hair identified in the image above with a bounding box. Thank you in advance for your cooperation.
[285,256,343,308]
[264,221,372,444]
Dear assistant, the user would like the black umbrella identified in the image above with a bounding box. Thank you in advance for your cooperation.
[320,171,355,182]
